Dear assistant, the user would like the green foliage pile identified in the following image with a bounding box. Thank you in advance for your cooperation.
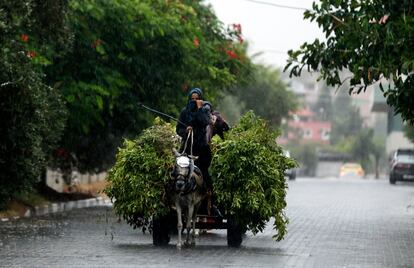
[104,119,180,228]
[211,111,295,241]
[105,112,294,240]
[0,0,67,207]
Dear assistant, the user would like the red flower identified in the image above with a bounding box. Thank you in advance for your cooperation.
[20,34,29,43]
[27,51,37,58]
[225,49,238,59]
[193,37,200,47]
[56,148,68,158]
[232,23,242,34]
[181,84,189,92]
[91,39,103,48]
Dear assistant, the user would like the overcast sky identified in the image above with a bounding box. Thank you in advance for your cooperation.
[205,0,325,68]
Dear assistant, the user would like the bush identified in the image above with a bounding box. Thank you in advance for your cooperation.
[0,50,66,207]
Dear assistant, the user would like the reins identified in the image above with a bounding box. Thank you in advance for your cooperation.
[180,129,194,156]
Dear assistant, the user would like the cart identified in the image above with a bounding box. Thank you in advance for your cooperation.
[152,202,245,247]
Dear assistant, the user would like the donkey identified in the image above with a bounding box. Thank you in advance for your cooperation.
[170,147,206,249]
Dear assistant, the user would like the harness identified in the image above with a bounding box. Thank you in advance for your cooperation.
[172,129,201,195]
[175,174,197,195]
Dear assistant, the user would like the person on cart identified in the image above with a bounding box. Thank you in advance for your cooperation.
[176,87,231,217]
[176,87,213,191]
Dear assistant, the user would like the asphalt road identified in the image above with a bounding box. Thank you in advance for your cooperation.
[1,177,414,268]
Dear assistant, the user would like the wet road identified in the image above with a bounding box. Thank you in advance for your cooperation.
[1,177,414,267]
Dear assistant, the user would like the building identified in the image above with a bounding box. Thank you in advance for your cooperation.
[370,81,414,155]
[279,107,331,145]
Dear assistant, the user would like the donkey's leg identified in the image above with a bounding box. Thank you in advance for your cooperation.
[185,203,194,246]
[175,201,183,249]
[190,203,198,246]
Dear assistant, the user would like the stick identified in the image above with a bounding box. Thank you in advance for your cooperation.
[137,102,187,127]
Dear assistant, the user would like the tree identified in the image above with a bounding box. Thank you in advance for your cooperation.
[290,143,318,177]
[312,84,333,121]
[371,137,386,179]
[46,0,253,172]
[349,129,375,172]
[285,0,414,124]
[0,0,67,206]
[330,91,364,144]
[215,95,246,126]
[218,65,297,127]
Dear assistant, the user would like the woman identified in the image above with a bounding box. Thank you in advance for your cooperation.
[176,88,213,190]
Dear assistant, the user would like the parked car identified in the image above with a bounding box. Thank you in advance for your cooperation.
[283,150,297,180]
[389,149,414,184]
[339,162,365,178]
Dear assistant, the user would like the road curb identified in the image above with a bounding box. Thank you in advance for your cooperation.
[0,196,113,222]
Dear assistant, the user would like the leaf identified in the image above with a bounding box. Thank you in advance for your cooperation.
[96,95,103,110]
[95,44,106,55]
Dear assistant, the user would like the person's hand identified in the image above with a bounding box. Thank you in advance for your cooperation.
[196,99,203,108]
[186,126,193,133]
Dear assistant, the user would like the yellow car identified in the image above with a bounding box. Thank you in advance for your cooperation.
[339,162,365,178]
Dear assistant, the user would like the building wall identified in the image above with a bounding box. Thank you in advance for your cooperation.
[372,112,388,138]
[46,168,107,193]
[386,131,414,155]
[382,106,414,155]
[350,85,375,127]
[316,161,344,177]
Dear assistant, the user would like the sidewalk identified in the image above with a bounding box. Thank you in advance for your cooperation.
[0,196,112,222]
[0,181,112,222]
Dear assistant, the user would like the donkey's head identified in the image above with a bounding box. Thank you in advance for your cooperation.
[171,148,198,193]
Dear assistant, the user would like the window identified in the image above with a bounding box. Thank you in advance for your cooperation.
[303,129,312,139]
[321,129,330,141]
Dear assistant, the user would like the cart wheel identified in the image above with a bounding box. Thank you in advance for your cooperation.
[152,216,170,246]
[227,216,243,247]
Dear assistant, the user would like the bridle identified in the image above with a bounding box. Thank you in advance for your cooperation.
[172,130,197,195]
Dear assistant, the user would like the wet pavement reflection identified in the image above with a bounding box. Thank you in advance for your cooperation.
[1,178,414,267]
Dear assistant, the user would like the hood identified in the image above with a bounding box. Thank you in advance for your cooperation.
[188,88,203,100]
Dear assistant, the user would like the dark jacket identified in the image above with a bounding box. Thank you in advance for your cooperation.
[176,102,211,148]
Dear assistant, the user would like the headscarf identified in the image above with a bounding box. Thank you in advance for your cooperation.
[188,88,203,100]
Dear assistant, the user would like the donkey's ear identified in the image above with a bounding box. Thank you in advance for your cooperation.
[172,148,180,157]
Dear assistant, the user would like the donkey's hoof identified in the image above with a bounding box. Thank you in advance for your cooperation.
[183,240,195,247]
[176,243,182,250]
